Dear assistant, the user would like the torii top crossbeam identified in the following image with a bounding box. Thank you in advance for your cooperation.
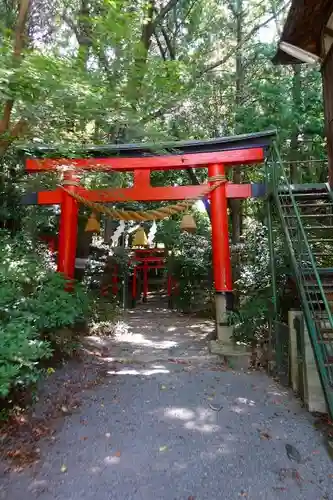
[23,129,276,171]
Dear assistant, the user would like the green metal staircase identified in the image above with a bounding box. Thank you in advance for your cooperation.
[268,144,333,418]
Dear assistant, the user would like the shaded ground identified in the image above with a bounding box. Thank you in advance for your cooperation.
[1,306,333,500]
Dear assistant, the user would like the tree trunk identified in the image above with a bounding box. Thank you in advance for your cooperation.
[230,0,244,309]
[0,0,30,154]
[0,0,31,231]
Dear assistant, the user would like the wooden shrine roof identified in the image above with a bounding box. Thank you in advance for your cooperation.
[273,0,333,64]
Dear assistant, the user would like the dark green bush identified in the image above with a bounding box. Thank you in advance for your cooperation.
[230,217,288,343]
[30,272,89,332]
[170,232,213,312]
[0,230,90,397]
[155,210,213,312]
[0,320,52,397]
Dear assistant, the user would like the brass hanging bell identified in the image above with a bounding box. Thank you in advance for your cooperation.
[180,213,197,233]
[132,227,148,247]
[85,212,100,233]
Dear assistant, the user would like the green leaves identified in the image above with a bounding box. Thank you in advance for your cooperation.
[155,211,213,312]
[0,319,52,397]
[0,231,90,397]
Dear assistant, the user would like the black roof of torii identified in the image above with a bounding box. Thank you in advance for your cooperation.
[18,129,276,159]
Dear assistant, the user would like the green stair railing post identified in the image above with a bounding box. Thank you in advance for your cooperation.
[265,159,278,368]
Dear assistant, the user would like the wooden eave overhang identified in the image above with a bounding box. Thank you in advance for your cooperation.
[273,0,333,65]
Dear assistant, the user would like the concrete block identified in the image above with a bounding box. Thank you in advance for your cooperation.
[209,340,251,371]
[303,323,327,414]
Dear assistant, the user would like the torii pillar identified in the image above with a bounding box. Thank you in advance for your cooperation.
[208,163,233,345]
[57,171,80,282]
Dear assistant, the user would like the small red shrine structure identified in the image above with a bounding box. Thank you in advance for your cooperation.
[21,130,275,335]
[131,248,168,304]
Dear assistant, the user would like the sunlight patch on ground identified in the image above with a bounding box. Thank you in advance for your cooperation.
[235,397,255,406]
[185,420,220,433]
[28,480,48,492]
[104,456,120,465]
[267,390,286,397]
[164,407,195,420]
[116,333,178,349]
[163,406,220,433]
[230,406,245,414]
[107,367,170,376]
[189,323,213,331]
[115,333,178,349]
[90,466,102,473]
[200,444,231,458]
[173,462,188,471]
[84,335,109,347]
[113,321,179,349]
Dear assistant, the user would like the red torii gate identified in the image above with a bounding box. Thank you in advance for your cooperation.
[22,130,275,335]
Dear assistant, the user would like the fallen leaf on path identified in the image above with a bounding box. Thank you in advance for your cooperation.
[6,446,40,464]
[285,444,302,463]
[291,469,302,484]
[80,436,88,441]
[115,451,121,457]
[279,467,302,484]
[208,403,223,412]
[259,431,272,440]
[168,358,188,364]
[60,464,67,473]
[159,446,168,452]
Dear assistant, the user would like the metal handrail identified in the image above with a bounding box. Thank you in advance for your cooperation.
[272,142,333,328]
[268,143,333,416]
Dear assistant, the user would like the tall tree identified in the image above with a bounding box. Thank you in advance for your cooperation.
[0,0,30,156]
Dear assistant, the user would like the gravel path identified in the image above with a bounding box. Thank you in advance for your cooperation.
[1,307,333,500]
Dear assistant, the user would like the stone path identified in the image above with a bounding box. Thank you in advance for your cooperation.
[2,307,333,499]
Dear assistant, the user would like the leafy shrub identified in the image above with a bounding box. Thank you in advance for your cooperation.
[0,320,52,397]
[30,272,89,332]
[230,217,288,343]
[156,211,213,312]
[0,230,90,397]
[170,232,213,312]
